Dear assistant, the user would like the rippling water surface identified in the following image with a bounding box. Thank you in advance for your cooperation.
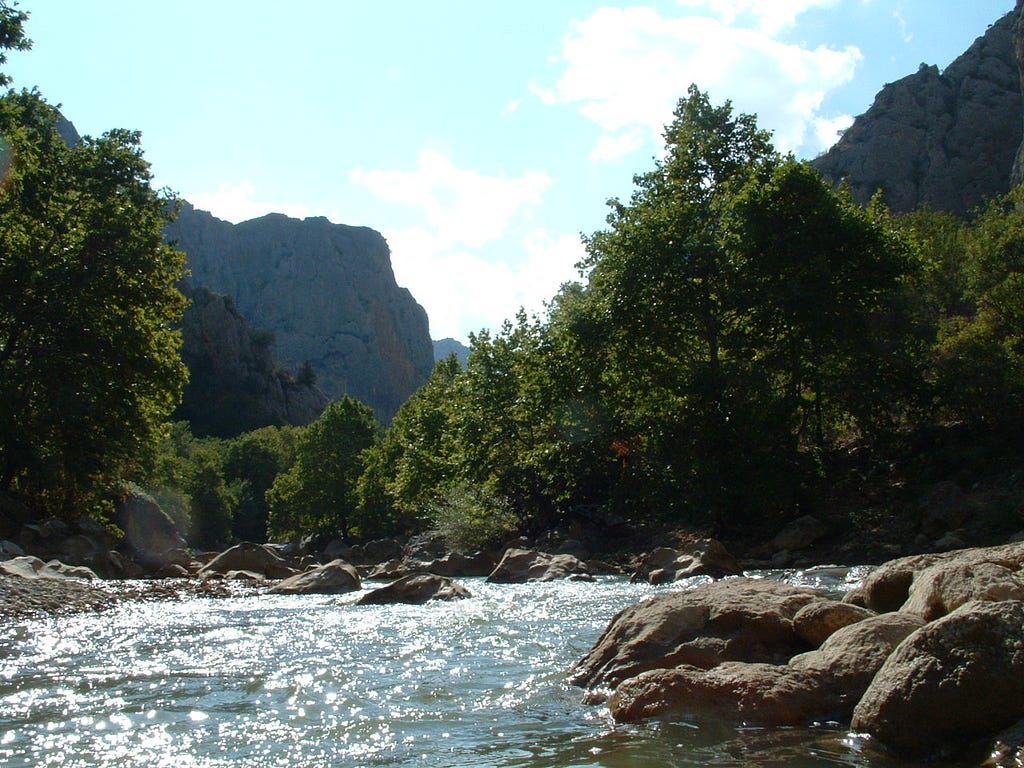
[0,571,967,767]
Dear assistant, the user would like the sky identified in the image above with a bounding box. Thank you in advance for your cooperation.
[4,0,1016,343]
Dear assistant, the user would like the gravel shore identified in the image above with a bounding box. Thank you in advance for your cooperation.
[0,574,238,620]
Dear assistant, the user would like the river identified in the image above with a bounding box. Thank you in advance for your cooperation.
[0,571,973,767]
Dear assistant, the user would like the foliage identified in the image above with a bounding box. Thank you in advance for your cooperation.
[0,2,29,89]
[0,89,188,515]
[428,481,518,552]
[222,425,300,542]
[924,187,1024,426]
[267,396,379,542]
[355,355,461,539]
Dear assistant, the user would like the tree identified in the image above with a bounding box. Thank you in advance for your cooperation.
[578,86,782,526]
[222,425,300,542]
[267,396,379,541]
[0,2,29,89]
[0,89,188,514]
[355,354,461,539]
[732,160,920,445]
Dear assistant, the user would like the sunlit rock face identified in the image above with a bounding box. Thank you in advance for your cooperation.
[167,204,434,421]
[812,10,1022,216]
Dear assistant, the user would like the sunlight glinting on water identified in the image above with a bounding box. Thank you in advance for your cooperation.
[0,570,927,768]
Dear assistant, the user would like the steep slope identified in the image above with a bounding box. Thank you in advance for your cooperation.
[175,283,328,437]
[812,10,1022,216]
[166,204,434,421]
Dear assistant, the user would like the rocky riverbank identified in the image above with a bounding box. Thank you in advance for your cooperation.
[570,540,1024,763]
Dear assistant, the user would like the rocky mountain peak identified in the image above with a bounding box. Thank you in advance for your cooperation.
[812,10,1022,216]
[166,204,434,422]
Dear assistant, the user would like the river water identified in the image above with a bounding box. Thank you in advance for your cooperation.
[0,571,973,767]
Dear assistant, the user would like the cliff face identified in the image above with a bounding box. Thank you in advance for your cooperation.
[167,204,434,421]
[176,284,329,437]
[812,11,1022,216]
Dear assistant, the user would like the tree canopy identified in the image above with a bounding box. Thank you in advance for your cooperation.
[0,88,188,514]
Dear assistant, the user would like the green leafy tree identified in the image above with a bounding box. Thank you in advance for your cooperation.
[0,89,188,514]
[732,160,921,445]
[267,396,379,541]
[355,354,461,538]
[578,86,781,525]
[0,2,29,89]
[928,186,1024,425]
[222,425,300,542]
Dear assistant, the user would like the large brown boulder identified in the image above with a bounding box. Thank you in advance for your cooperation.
[357,573,472,605]
[569,578,820,691]
[200,542,296,579]
[609,611,923,725]
[268,559,361,595]
[899,559,1024,621]
[851,600,1024,760]
[630,539,738,584]
[845,541,1024,615]
[792,600,876,646]
[486,548,591,583]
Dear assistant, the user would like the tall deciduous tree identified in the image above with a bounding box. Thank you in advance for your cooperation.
[579,86,783,525]
[267,396,379,541]
[0,89,188,513]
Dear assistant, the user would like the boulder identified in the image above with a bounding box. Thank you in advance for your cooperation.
[792,600,876,646]
[357,573,472,605]
[569,578,820,691]
[772,516,828,553]
[851,600,1024,760]
[630,539,738,584]
[900,559,1024,621]
[0,556,97,582]
[421,550,494,578]
[844,540,1024,614]
[269,559,361,595]
[199,542,296,579]
[486,548,591,583]
[610,662,817,725]
[116,491,188,571]
[0,540,24,560]
[610,611,924,725]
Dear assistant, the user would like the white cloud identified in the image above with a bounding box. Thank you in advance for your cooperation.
[185,181,320,224]
[811,113,855,154]
[536,3,861,159]
[351,150,552,249]
[676,0,839,35]
[352,151,574,341]
[384,227,586,342]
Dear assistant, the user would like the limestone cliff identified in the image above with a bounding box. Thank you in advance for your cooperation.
[175,283,328,436]
[166,204,434,421]
[812,11,1022,216]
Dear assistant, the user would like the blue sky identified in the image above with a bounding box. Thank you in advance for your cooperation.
[5,0,1015,342]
